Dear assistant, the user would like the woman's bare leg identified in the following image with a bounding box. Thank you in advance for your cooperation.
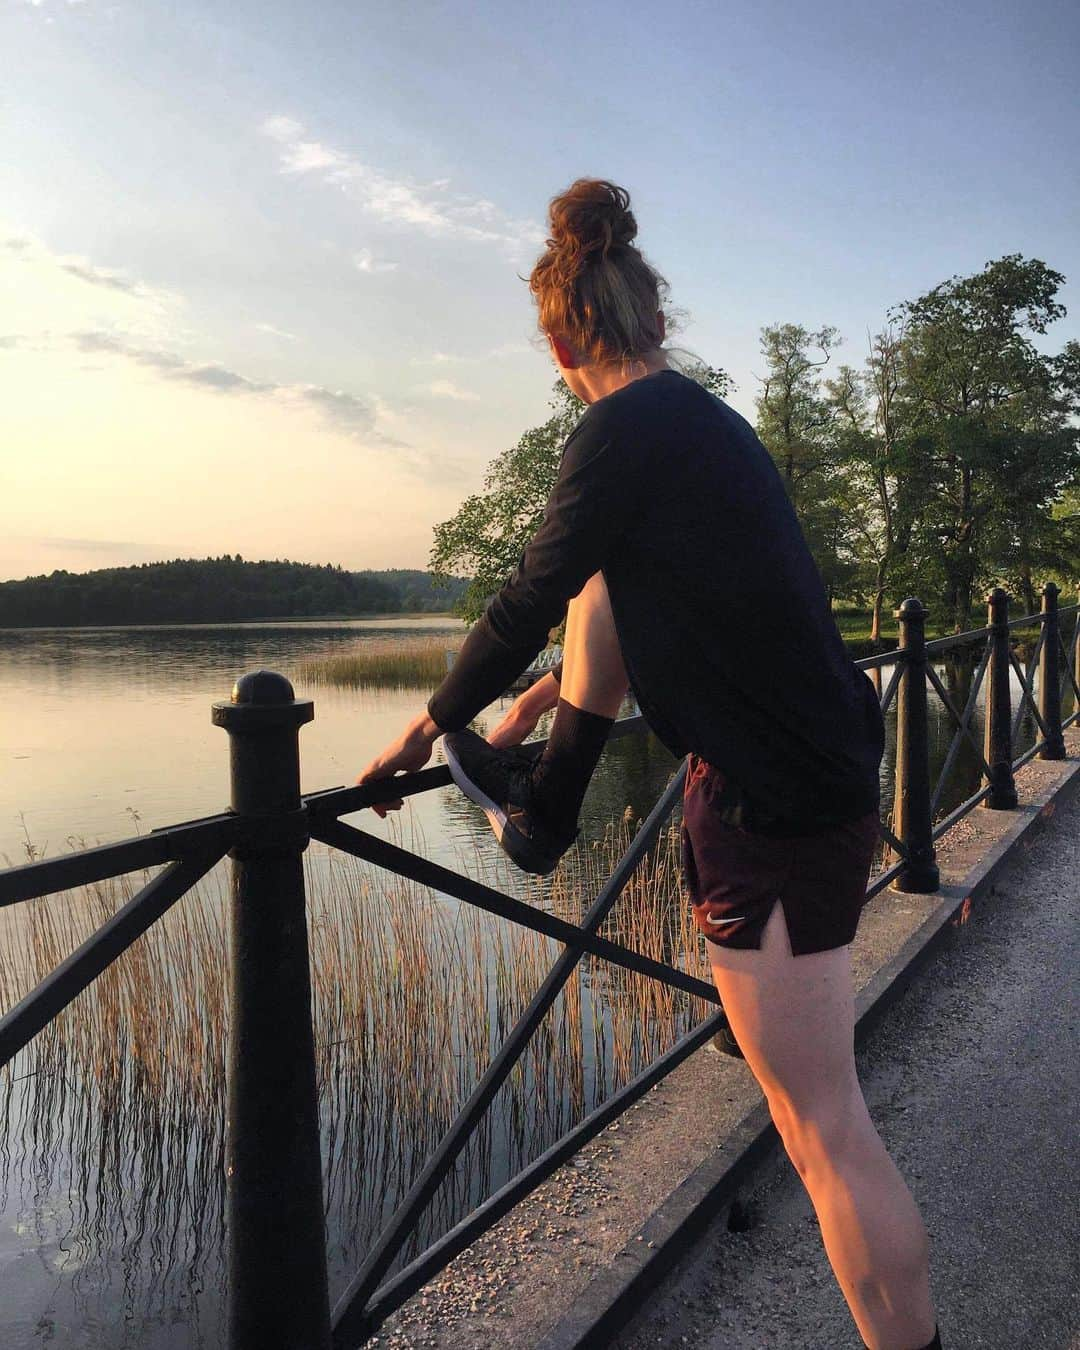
[534,577,938,1345]
[707,901,937,1349]
[560,571,629,718]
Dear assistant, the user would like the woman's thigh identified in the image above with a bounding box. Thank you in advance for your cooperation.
[560,571,627,713]
[706,898,861,1130]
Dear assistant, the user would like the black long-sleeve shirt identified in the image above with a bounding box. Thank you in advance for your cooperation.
[428,368,884,827]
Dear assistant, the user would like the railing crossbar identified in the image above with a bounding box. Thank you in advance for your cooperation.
[877,659,904,718]
[1009,645,1052,745]
[853,648,903,671]
[926,647,994,817]
[351,1009,727,1342]
[309,817,720,1006]
[931,780,993,841]
[1006,601,1078,632]
[304,714,649,822]
[1058,631,1080,705]
[1009,624,1047,741]
[330,762,690,1346]
[922,623,991,656]
[863,855,907,901]
[1011,709,1078,769]
[0,815,236,909]
[0,849,224,1070]
[877,819,908,861]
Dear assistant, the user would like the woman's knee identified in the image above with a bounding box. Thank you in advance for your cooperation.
[766,1082,869,1181]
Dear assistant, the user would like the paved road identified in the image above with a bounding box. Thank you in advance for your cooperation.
[614,785,1080,1350]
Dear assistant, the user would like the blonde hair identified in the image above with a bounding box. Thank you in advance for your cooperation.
[528,178,669,367]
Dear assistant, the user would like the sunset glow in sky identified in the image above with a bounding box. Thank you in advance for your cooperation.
[3,0,1078,581]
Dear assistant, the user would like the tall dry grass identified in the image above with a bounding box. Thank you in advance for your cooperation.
[0,803,713,1331]
[295,636,463,690]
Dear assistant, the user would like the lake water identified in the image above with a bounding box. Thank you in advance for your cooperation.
[0,617,684,867]
[0,618,1065,1347]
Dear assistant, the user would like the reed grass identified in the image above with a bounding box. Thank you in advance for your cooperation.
[0,803,716,1338]
[295,635,463,689]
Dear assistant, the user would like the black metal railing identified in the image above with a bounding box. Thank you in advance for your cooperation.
[1,585,1077,1348]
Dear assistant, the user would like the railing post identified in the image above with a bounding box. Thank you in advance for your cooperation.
[891,598,940,892]
[1075,587,1080,717]
[212,670,331,1350]
[1037,583,1066,760]
[982,588,1018,809]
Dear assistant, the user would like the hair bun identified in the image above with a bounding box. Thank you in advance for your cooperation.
[546,178,638,265]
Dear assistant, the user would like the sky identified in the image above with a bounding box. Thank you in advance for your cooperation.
[2,0,1078,582]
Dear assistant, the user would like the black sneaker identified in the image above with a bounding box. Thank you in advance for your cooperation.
[442,729,577,875]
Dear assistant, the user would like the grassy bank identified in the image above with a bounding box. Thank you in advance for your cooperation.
[291,606,1067,691]
[832,605,1065,661]
[295,634,464,688]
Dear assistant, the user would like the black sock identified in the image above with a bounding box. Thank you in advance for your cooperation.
[529,699,613,836]
[879,1327,939,1350]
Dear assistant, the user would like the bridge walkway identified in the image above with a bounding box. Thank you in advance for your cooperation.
[612,775,1080,1349]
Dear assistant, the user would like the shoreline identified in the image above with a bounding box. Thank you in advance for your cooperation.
[0,611,465,633]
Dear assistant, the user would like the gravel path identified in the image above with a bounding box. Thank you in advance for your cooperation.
[612,785,1080,1350]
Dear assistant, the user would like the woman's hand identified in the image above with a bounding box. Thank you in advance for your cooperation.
[488,672,561,749]
[356,711,443,818]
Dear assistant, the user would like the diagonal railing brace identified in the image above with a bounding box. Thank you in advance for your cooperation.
[330,762,690,1347]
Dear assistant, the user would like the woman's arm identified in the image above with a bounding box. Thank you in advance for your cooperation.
[427,420,645,732]
[487,668,562,748]
[355,709,443,818]
[357,398,645,799]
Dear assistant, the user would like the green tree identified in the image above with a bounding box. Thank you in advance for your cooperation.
[430,361,733,623]
[892,256,1080,630]
[754,323,864,604]
[824,324,930,642]
[755,323,840,506]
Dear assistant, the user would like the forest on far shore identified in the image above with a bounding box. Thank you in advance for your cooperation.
[0,557,469,627]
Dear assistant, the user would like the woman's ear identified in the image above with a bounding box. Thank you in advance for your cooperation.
[549,333,579,370]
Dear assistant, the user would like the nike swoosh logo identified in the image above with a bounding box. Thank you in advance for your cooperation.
[705,914,746,926]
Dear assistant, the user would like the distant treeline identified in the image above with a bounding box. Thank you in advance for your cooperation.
[0,557,470,627]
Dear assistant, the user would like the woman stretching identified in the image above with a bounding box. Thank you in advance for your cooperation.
[359,178,942,1350]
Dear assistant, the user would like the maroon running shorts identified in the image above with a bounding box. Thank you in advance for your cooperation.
[680,754,881,957]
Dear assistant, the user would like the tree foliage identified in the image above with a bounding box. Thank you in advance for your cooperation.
[431,259,1079,637]
[754,323,859,602]
[891,255,1080,628]
[0,558,467,627]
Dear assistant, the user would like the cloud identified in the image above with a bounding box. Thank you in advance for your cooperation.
[260,115,545,255]
[3,230,180,314]
[31,536,141,553]
[354,248,398,275]
[425,379,481,403]
[288,384,376,435]
[74,331,269,393]
[411,341,532,366]
[255,322,297,340]
[58,259,147,294]
[65,329,415,449]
